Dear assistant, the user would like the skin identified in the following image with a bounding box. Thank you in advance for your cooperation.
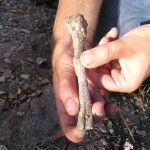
[80,25,150,93]
[52,0,117,143]
[52,0,150,143]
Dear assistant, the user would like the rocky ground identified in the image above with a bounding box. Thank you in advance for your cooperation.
[0,0,150,150]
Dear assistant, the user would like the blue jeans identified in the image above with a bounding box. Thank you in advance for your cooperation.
[94,0,150,44]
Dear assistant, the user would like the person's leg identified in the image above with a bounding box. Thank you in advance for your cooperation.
[94,0,150,43]
[118,0,150,37]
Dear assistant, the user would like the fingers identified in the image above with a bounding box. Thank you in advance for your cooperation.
[88,84,105,123]
[87,68,125,92]
[88,84,117,123]
[103,94,118,117]
[80,39,125,68]
[99,27,118,45]
[105,27,118,39]
[54,73,86,143]
[59,77,79,116]
[80,27,122,69]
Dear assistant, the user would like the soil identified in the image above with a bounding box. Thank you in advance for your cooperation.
[0,0,150,150]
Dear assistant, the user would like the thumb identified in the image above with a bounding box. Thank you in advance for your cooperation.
[80,39,125,68]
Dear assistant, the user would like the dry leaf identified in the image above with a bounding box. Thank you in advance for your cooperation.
[20,74,29,79]
[35,90,42,96]
[40,78,50,85]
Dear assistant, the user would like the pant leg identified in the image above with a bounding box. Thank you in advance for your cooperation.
[118,0,150,37]
[94,0,150,44]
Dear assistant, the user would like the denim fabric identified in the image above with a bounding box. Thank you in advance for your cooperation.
[94,0,150,45]
[118,0,150,36]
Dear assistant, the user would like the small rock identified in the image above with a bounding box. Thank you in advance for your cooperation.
[20,29,30,34]
[0,94,7,100]
[30,83,37,91]
[123,128,128,134]
[0,25,3,29]
[109,129,114,134]
[4,58,11,63]
[19,94,27,101]
[20,74,30,80]
[0,99,8,111]
[0,76,5,82]
[28,93,36,98]
[36,57,47,67]
[4,69,12,77]
[142,108,146,112]
[141,147,147,150]
[0,145,8,150]
[18,44,24,51]
[136,130,146,136]
[27,98,31,103]
[107,121,114,134]
[17,111,25,117]
[11,46,17,51]
[3,52,11,58]
[40,78,50,85]
[17,87,21,95]
[9,94,18,99]
[107,121,112,130]
[100,138,108,146]
[124,140,134,150]
[0,91,7,95]
[26,57,34,63]
[99,123,108,134]
[123,96,127,100]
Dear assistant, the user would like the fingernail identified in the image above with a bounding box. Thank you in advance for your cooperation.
[75,131,86,138]
[109,28,114,35]
[94,107,105,117]
[82,52,93,65]
[66,99,78,115]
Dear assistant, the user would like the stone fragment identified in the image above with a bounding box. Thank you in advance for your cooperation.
[36,57,47,67]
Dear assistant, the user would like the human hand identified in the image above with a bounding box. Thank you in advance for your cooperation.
[52,35,117,142]
[80,25,150,93]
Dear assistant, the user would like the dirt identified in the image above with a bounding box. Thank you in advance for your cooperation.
[0,0,150,150]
